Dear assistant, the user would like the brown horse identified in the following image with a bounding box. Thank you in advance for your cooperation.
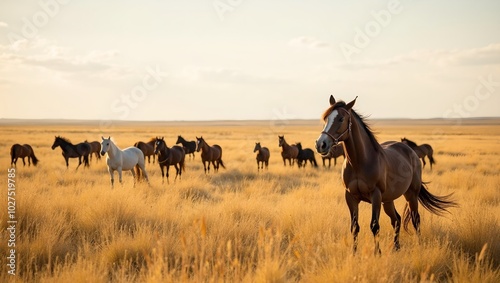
[10,144,39,167]
[51,136,91,169]
[401,138,436,170]
[322,143,345,167]
[134,138,156,164]
[315,95,457,254]
[154,137,185,184]
[253,142,270,171]
[196,136,225,174]
[278,135,298,166]
[85,140,101,162]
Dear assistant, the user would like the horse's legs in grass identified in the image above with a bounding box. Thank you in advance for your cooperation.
[345,191,360,254]
[383,201,401,251]
[282,157,286,166]
[22,157,26,166]
[265,160,268,170]
[202,161,207,174]
[130,169,136,187]
[256,160,260,171]
[173,164,179,181]
[166,165,170,184]
[421,157,426,168]
[370,189,382,255]
[117,167,123,184]
[28,156,31,166]
[212,161,217,172]
[160,165,165,184]
[108,168,115,187]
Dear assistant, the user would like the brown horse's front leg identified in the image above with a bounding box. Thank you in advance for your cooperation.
[370,189,382,255]
[345,191,360,254]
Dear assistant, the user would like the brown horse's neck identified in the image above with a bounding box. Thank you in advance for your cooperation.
[281,140,291,150]
[200,141,210,153]
[343,117,379,168]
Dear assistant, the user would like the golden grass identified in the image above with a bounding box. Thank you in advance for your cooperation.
[0,119,499,282]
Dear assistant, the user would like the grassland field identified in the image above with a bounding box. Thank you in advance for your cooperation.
[0,118,499,282]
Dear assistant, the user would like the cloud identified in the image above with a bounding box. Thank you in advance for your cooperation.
[177,66,285,85]
[0,22,7,27]
[338,43,500,70]
[288,36,334,50]
[0,37,130,80]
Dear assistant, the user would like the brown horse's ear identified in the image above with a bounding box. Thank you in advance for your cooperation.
[108,136,111,140]
[161,137,164,140]
[101,136,105,140]
[329,95,336,105]
[345,96,358,110]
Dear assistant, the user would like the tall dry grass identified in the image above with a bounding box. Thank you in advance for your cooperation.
[0,120,499,282]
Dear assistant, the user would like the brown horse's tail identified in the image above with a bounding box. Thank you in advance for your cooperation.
[10,145,16,166]
[219,159,226,169]
[403,183,457,231]
[30,150,39,166]
[429,154,436,166]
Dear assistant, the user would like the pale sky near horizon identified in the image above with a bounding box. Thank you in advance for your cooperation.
[1,0,500,121]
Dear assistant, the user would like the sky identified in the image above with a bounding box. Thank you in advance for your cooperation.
[1,0,500,121]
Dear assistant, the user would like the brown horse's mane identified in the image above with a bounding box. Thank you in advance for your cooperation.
[402,138,418,147]
[322,101,380,152]
[56,136,72,144]
[147,137,156,144]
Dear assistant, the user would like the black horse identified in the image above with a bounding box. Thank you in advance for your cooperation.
[296,142,318,168]
[51,136,91,169]
[176,136,196,159]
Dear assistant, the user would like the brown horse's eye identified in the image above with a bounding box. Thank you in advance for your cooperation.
[339,117,345,123]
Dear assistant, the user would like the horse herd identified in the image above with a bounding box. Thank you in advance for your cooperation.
[9,95,452,255]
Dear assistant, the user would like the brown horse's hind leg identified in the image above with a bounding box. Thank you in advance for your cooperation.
[383,202,402,251]
[421,157,426,168]
[22,157,26,166]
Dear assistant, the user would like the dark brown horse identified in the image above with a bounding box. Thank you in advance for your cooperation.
[51,136,91,169]
[154,137,185,184]
[134,138,156,164]
[316,95,457,254]
[278,135,298,166]
[253,142,270,171]
[296,142,318,168]
[322,143,345,167]
[85,140,101,162]
[176,136,196,159]
[401,138,436,170]
[10,144,39,167]
[196,136,225,174]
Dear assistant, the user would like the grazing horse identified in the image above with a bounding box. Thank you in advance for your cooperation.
[85,140,102,162]
[253,142,270,171]
[176,136,196,159]
[100,136,149,187]
[154,137,185,184]
[134,138,156,164]
[401,138,436,170]
[322,143,345,167]
[278,136,298,166]
[296,142,318,168]
[51,136,91,170]
[10,144,39,167]
[196,136,225,174]
[315,95,457,254]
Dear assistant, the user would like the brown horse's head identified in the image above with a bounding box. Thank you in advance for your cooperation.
[254,142,261,153]
[154,137,166,154]
[196,136,205,152]
[278,136,285,147]
[316,95,357,156]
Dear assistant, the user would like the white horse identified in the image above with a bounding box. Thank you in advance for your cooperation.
[100,136,149,187]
